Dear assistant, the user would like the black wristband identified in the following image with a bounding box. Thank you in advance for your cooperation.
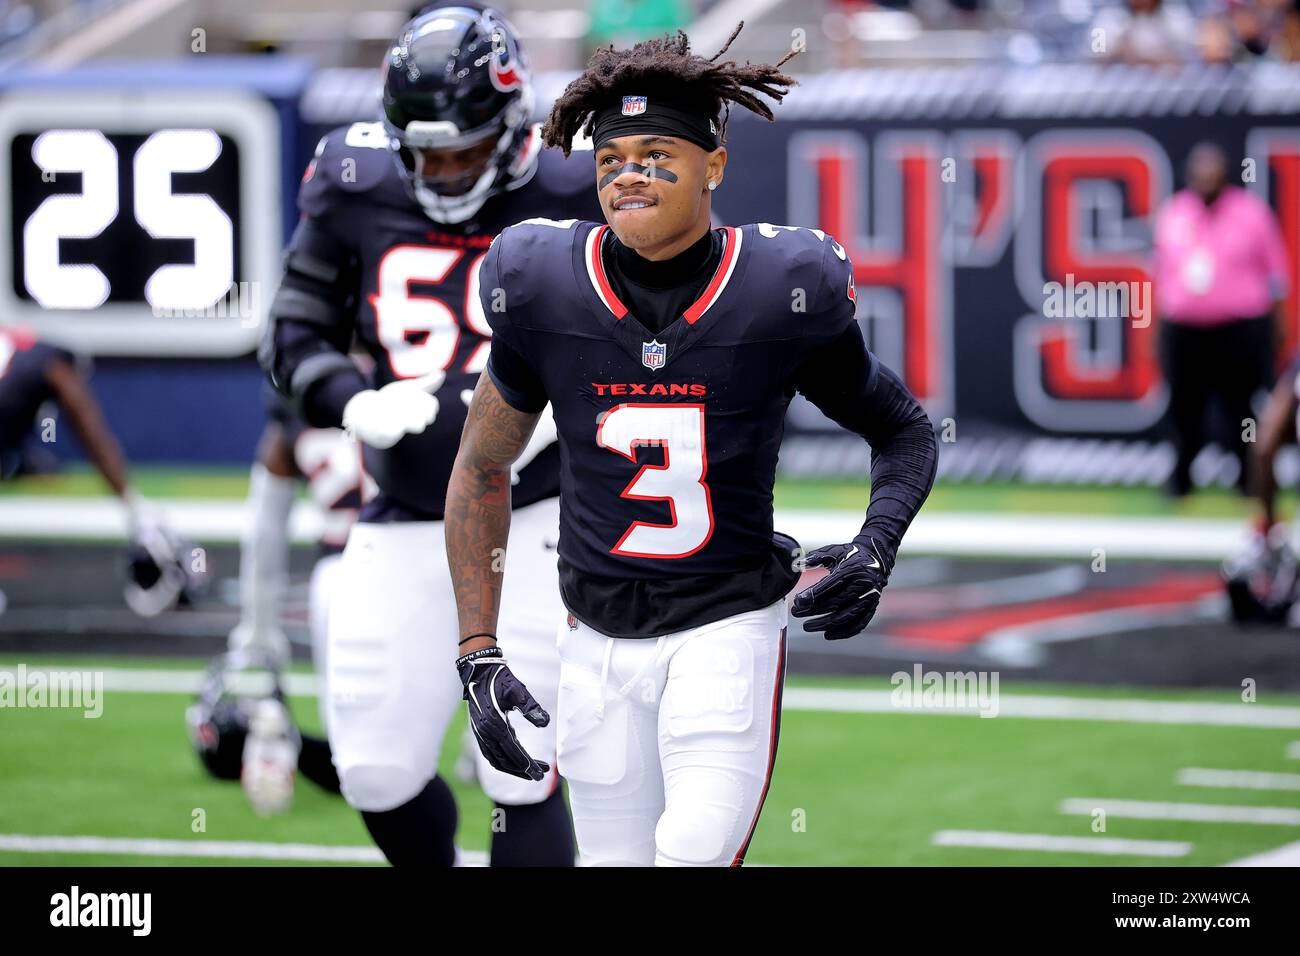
[456,645,504,670]
[458,632,496,646]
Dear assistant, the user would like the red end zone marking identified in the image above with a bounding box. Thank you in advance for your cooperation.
[0,554,37,579]
[890,571,1223,646]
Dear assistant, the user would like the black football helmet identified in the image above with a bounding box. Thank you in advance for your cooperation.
[1222,526,1300,625]
[185,652,295,781]
[122,522,210,618]
[382,4,538,223]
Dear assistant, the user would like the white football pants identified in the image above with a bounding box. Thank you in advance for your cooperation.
[325,497,563,812]
[556,599,787,867]
[307,551,342,734]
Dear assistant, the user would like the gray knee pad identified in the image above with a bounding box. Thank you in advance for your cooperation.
[338,763,428,813]
[654,801,737,867]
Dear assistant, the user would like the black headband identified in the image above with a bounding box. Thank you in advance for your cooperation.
[590,95,720,154]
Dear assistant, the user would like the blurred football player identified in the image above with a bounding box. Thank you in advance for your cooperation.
[446,26,938,866]
[0,325,193,615]
[1224,354,1300,623]
[262,5,603,866]
[224,384,375,800]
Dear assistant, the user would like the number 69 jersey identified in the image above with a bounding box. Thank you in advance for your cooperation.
[295,122,604,518]
[481,218,861,589]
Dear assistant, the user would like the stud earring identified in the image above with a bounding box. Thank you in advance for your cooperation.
[707,181,717,191]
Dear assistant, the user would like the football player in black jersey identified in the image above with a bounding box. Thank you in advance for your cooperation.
[0,329,125,490]
[446,26,938,866]
[261,5,603,866]
[0,326,195,614]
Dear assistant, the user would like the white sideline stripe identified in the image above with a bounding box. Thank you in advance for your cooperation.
[0,834,488,866]
[11,667,324,698]
[782,508,1248,561]
[1225,839,1300,866]
[10,668,1300,729]
[1177,768,1300,791]
[783,687,1300,728]
[1060,798,1300,825]
[0,497,1251,560]
[932,830,1192,857]
[0,497,324,544]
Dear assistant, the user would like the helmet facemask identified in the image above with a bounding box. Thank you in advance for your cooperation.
[387,78,536,224]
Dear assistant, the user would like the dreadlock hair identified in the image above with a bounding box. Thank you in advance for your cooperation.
[541,22,799,157]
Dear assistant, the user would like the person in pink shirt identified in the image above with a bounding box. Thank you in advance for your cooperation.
[1154,141,1291,496]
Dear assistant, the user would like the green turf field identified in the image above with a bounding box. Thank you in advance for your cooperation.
[2,658,1297,866]
[4,470,1296,866]
[2,465,1293,519]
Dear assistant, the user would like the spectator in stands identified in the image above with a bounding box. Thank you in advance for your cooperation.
[1197,13,1239,61]
[1088,0,1198,63]
[1237,0,1300,55]
[1270,0,1300,58]
[1154,142,1291,496]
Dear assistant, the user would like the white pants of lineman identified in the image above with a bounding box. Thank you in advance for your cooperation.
[325,497,563,812]
[308,552,343,734]
[556,599,788,867]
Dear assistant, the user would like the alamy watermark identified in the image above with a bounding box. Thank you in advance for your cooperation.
[151,281,262,327]
[890,664,999,717]
[0,665,103,718]
[50,886,150,936]
[1042,273,1151,328]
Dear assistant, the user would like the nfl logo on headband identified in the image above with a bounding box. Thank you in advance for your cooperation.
[622,95,648,116]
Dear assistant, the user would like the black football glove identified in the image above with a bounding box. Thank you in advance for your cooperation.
[456,646,551,781]
[790,538,892,641]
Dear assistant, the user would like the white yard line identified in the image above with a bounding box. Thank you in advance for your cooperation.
[1225,840,1300,866]
[6,667,1299,729]
[0,833,488,866]
[1287,742,1300,759]
[0,834,382,863]
[932,830,1192,857]
[1177,768,1300,791]
[0,498,1250,560]
[1060,798,1300,825]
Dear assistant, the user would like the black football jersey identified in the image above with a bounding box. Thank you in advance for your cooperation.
[0,328,71,477]
[296,122,605,518]
[482,219,860,626]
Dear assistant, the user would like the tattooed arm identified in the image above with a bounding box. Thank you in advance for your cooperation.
[446,372,553,781]
[445,373,543,655]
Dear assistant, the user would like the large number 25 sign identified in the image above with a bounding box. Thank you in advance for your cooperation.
[596,403,715,559]
[23,129,233,311]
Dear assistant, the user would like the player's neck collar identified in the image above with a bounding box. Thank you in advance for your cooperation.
[609,228,718,291]
[586,223,743,327]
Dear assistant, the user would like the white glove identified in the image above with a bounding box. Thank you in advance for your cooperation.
[342,372,443,449]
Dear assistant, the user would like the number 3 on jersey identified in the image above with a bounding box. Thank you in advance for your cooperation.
[596,403,715,559]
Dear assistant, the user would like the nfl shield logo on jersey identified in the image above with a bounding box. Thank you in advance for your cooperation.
[622,95,648,116]
[642,339,667,370]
